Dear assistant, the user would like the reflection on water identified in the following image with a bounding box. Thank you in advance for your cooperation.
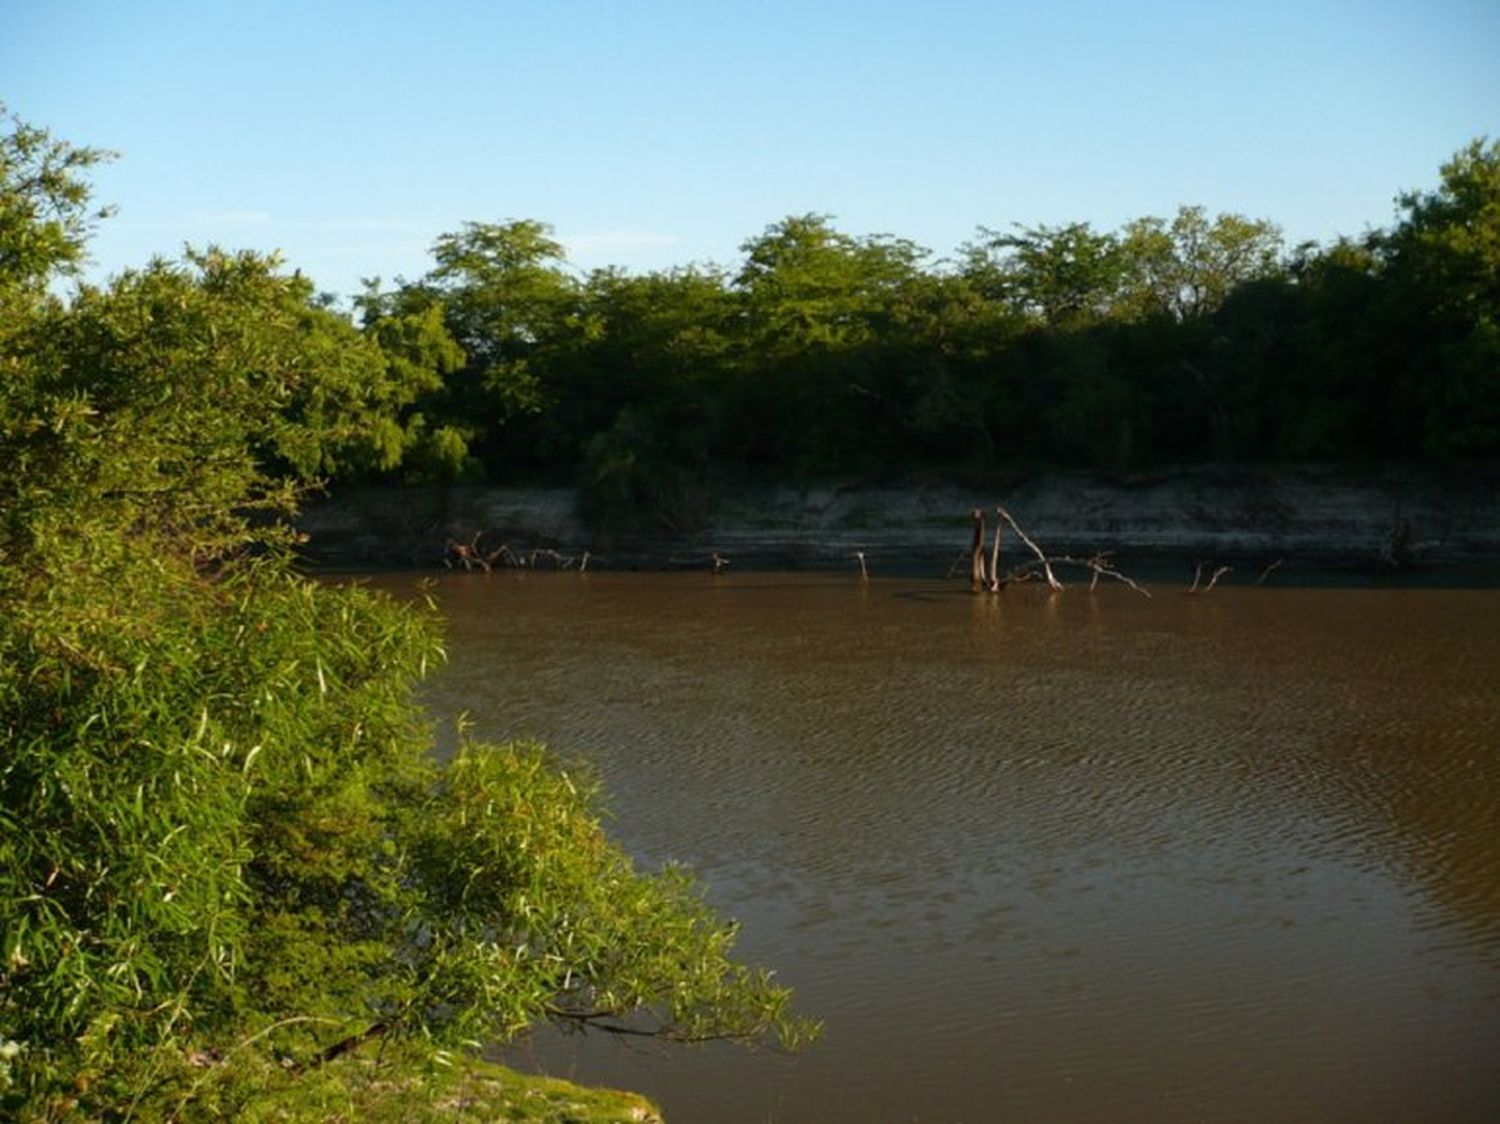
[371,572,1500,1123]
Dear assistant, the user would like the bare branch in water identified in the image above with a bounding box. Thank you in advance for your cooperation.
[995,506,1063,592]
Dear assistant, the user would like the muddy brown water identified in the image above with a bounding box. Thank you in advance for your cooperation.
[365,571,1500,1123]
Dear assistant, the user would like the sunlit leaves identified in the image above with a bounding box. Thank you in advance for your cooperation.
[1,110,814,1117]
[0,102,114,303]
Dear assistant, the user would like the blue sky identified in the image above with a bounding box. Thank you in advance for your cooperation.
[4,0,1497,300]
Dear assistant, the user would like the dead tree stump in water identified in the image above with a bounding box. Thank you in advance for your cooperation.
[969,509,988,592]
[988,517,1003,591]
[961,506,1151,598]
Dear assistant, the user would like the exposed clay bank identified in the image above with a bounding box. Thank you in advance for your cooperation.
[298,465,1500,577]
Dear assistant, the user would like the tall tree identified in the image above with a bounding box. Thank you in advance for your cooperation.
[573,265,737,529]
[1378,138,1500,457]
[354,284,473,480]
[734,214,932,473]
[0,102,113,308]
[420,220,583,472]
[0,113,811,1118]
[1119,205,1284,320]
[962,221,1128,329]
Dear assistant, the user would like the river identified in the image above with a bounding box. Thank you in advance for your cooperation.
[367,571,1500,1123]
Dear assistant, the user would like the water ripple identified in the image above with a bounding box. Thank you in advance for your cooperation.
[373,572,1500,1124]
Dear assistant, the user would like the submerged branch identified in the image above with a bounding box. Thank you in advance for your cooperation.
[961,507,1151,597]
[545,1005,761,1045]
[994,506,1062,592]
[1189,562,1231,594]
[1058,552,1153,598]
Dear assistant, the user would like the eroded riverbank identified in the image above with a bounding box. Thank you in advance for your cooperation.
[300,464,1500,578]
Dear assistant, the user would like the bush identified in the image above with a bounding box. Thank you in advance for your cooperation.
[0,110,810,1120]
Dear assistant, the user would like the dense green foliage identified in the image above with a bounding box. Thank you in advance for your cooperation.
[340,141,1500,529]
[0,110,809,1120]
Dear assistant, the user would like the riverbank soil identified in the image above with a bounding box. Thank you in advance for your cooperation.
[299,464,1500,577]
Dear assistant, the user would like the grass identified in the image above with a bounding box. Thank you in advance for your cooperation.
[230,1053,663,1124]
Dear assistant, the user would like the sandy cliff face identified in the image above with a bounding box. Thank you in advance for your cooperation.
[298,466,1500,574]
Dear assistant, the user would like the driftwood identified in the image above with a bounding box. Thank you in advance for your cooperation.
[1380,515,1414,568]
[1188,562,1231,594]
[995,506,1063,592]
[664,551,731,573]
[445,533,512,573]
[526,548,586,569]
[446,533,594,572]
[964,506,1152,598]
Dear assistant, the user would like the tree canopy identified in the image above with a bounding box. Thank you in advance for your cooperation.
[0,110,811,1120]
[329,138,1499,528]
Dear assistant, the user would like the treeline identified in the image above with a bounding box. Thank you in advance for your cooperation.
[341,139,1499,529]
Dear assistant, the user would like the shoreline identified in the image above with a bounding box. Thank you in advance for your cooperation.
[297,463,1500,581]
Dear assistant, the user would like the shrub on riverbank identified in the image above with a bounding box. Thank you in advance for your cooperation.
[0,108,809,1120]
